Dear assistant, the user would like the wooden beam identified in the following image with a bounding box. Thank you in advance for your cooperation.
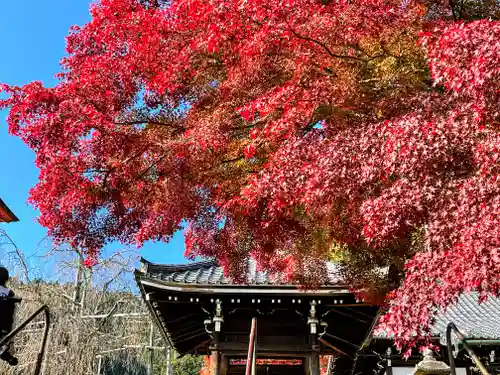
[324,307,370,324]
[172,330,207,344]
[323,332,360,349]
[166,313,200,325]
[324,303,371,307]
[80,312,149,319]
[216,342,314,354]
[343,307,378,320]
[169,320,203,335]
[319,338,352,359]
[140,279,350,295]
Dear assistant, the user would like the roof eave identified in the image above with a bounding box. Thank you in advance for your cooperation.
[134,271,176,350]
[0,199,19,223]
[136,273,350,295]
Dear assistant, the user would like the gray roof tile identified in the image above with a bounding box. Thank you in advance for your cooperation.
[432,293,500,341]
[141,258,344,286]
[375,293,500,340]
[141,258,500,340]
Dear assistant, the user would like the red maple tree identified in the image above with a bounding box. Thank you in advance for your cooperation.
[1,0,499,351]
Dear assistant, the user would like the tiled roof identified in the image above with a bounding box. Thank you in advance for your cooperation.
[432,293,500,341]
[375,293,500,341]
[141,258,345,286]
[141,259,500,340]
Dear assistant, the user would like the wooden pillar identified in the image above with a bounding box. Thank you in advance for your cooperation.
[309,301,321,375]
[386,348,393,375]
[310,335,321,375]
[211,299,223,375]
[220,354,228,375]
[210,327,221,375]
[310,352,320,375]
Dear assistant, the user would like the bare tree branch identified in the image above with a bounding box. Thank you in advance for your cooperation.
[0,229,31,282]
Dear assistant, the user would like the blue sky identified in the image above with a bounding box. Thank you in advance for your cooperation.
[0,0,189,276]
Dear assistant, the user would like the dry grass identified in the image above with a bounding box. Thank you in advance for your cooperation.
[0,231,165,375]
[1,277,161,375]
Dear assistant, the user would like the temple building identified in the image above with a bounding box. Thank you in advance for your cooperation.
[135,258,500,375]
[0,198,18,223]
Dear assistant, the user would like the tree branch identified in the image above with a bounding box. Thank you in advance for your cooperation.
[0,229,30,282]
[449,0,459,20]
[114,120,184,131]
[285,20,364,62]
[221,155,245,164]
[135,152,170,181]
[229,124,257,130]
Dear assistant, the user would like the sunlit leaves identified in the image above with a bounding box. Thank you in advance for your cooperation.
[0,0,499,353]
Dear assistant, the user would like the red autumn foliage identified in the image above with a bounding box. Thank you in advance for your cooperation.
[320,356,330,374]
[199,356,211,375]
[1,0,499,352]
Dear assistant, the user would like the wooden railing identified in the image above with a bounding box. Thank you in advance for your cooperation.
[0,300,50,375]
[446,323,489,375]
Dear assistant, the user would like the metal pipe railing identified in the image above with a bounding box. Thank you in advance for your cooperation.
[0,304,51,375]
[245,317,257,375]
[446,322,489,375]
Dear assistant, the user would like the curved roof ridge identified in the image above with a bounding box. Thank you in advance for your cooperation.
[140,257,344,286]
[141,257,338,269]
[140,257,217,273]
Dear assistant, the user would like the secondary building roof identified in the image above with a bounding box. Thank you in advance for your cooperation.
[373,293,500,347]
[432,293,500,341]
[0,198,18,223]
